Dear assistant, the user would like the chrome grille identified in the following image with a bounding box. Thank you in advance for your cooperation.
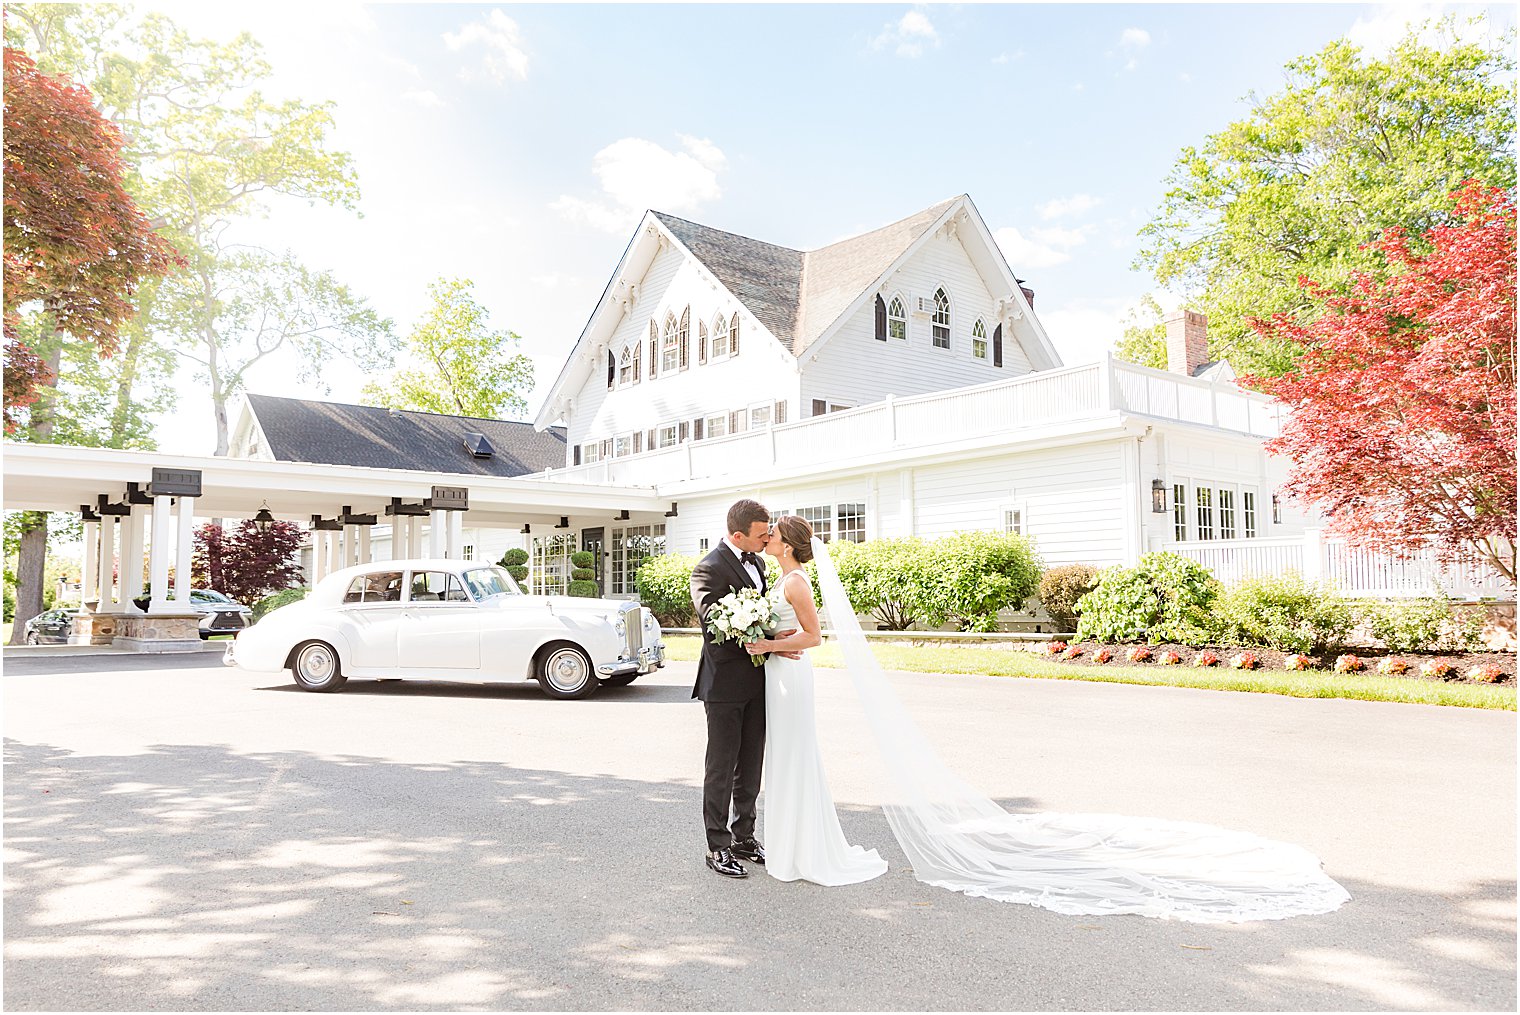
[622,602,643,654]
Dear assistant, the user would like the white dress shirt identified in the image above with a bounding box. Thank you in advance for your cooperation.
[725,537,763,590]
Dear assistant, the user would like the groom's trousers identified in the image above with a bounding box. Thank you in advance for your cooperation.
[703,697,766,851]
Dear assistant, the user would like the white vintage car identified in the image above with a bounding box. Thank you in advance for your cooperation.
[225,559,664,699]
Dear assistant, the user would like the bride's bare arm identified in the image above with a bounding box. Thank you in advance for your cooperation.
[746,573,821,654]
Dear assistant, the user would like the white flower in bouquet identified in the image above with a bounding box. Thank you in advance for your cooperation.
[706,587,779,667]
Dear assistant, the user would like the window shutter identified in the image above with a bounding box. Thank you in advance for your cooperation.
[993,323,1003,368]
[774,400,787,424]
[730,313,740,355]
[601,439,612,459]
[633,431,643,454]
[646,428,656,450]
[606,350,615,389]
[679,306,690,369]
[693,417,704,440]
[649,321,658,379]
[632,341,641,382]
[573,445,582,466]
[729,409,741,432]
[874,294,887,341]
[678,421,689,443]
[811,398,827,417]
[698,322,708,364]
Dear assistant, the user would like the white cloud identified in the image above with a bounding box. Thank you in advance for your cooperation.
[1037,289,1187,366]
[992,224,1093,270]
[1344,4,1496,56]
[553,136,728,234]
[1119,27,1152,49]
[1038,193,1101,220]
[870,9,940,58]
[401,90,444,108]
[443,9,529,84]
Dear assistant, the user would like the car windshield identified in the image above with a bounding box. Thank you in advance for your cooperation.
[191,590,232,603]
[463,566,521,600]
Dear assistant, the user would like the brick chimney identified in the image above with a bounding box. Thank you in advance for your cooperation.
[1164,310,1208,376]
[1015,277,1035,311]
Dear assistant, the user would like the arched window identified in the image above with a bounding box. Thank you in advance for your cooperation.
[632,339,641,382]
[932,287,950,349]
[730,312,741,355]
[662,313,679,373]
[711,314,730,358]
[678,306,690,370]
[698,320,708,364]
[618,346,633,386]
[887,295,907,340]
[971,318,988,360]
[606,349,615,389]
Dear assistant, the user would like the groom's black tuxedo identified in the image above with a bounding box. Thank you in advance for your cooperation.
[691,542,769,852]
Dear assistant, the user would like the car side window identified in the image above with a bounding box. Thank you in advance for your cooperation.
[408,570,470,603]
[344,571,404,604]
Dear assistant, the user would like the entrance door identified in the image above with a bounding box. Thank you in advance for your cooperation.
[581,527,606,595]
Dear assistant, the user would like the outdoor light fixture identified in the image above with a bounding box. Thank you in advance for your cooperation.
[1151,479,1167,514]
[521,524,531,535]
[253,501,275,534]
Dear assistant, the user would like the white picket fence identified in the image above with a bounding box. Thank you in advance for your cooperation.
[1165,530,1515,601]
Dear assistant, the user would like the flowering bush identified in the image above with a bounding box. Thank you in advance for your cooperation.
[1333,654,1364,673]
[1127,646,1152,663]
[1283,653,1313,671]
[1377,658,1410,676]
[1093,647,1113,663]
[1421,660,1456,679]
[1061,645,1083,660]
[1046,640,1068,656]
[1192,650,1220,667]
[1158,650,1183,665]
[1467,664,1504,683]
[1229,652,1258,670]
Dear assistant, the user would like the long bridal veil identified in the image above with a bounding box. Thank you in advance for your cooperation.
[809,537,1350,923]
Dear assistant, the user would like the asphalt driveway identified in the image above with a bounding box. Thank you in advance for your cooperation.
[3,652,1514,1011]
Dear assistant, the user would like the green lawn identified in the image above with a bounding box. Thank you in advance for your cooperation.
[660,636,1516,710]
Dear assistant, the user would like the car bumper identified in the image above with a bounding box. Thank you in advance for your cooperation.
[597,643,665,677]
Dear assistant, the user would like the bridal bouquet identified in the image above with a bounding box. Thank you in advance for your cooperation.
[706,587,778,667]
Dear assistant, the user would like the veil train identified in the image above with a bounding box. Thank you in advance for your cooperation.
[809,536,1350,923]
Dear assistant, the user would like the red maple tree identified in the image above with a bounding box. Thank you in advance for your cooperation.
[192,519,306,606]
[2,46,179,431]
[1248,182,1517,582]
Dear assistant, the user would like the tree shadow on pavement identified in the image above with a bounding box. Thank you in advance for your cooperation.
[3,739,1513,1012]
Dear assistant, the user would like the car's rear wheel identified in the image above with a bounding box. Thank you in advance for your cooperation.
[291,640,346,693]
[599,673,639,687]
[24,631,39,646]
[536,643,597,699]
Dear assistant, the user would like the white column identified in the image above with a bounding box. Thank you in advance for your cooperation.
[448,512,463,559]
[97,515,116,611]
[173,497,195,608]
[358,526,371,564]
[428,509,445,557]
[148,495,173,613]
[122,510,145,612]
[311,530,327,583]
[326,528,341,576]
[1303,528,1324,583]
[409,516,424,558]
[81,519,99,609]
[343,524,359,567]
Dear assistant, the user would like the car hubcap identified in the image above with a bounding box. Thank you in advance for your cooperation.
[545,649,588,692]
[298,645,334,683]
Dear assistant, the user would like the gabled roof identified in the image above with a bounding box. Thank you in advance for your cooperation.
[652,198,957,358]
[245,394,566,478]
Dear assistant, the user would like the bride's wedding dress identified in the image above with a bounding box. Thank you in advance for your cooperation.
[802,536,1351,923]
[762,571,888,886]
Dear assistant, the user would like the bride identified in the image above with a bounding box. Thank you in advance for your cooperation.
[745,516,1350,922]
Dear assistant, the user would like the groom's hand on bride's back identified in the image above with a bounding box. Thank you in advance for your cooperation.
[772,628,803,660]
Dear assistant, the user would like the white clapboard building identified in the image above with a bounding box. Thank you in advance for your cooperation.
[230,195,1506,605]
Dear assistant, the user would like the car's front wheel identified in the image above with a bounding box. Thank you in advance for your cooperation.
[536,643,597,699]
[291,640,346,693]
[24,631,39,646]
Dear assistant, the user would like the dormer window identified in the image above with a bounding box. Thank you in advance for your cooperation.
[711,314,730,358]
[888,295,907,340]
[932,287,951,349]
[972,318,988,360]
[662,313,680,373]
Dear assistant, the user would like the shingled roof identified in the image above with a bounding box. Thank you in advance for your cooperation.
[245,394,567,477]
[653,196,958,357]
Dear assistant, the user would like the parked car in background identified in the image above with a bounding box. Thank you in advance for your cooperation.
[129,589,255,638]
[22,607,79,644]
[225,559,664,699]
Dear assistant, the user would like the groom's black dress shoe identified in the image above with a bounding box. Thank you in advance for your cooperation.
[731,838,766,865]
[706,848,748,878]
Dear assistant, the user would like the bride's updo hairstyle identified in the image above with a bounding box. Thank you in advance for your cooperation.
[774,515,815,564]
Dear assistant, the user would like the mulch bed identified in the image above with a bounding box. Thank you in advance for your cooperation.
[1039,640,1514,685]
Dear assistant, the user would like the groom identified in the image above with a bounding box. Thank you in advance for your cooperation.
[690,498,796,878]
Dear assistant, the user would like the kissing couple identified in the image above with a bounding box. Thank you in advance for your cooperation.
[689,498,1353,922]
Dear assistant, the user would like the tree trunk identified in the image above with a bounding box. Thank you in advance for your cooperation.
[108,324,145,448]
[8,337,63,645]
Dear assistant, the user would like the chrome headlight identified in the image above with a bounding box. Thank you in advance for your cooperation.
[613,616,627,638]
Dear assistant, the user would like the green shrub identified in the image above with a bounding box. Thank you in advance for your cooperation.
[924,531,1043,632]
[505,565,529,585]
[831,537,936,630]
[1038,564,1101,632]
[499,548,529,567]
[567,580,599,598]
[1217,573,1352,653]
[1360,597,1485,652]
[252,586,308,622]
[636,553,699,626]
[1075,551,1223,645]
[570,550,594,569]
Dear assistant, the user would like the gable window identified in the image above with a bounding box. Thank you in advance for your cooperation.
[710,314,730,358]
[730,312,741,355]
[662,313,680,373]
[931,287,951,349]
[972,318,988,360]
[1173,483,1187,540]
[618,347,634,386]
[678,306,691,370]
[874,295,887,341]
[888,295,907,340]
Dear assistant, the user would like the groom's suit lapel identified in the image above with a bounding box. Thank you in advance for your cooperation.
[716,543,762,594]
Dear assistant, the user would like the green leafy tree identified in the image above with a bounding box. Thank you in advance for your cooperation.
[1135,17,1516,377]
[1112,295,1169,370]
[362,278,535,419]
[1075,552,1224,645]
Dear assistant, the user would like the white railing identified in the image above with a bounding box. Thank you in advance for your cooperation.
[1112,361,1282,438]
[1166,529,1515,601]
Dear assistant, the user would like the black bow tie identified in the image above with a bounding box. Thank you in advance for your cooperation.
[741,551,762,569]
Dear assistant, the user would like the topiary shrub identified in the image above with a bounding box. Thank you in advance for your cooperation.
[567,580,599,598]
[1075,551,1222,645]
[1038,564,1100,632]
[923,531,1043,632]
[1359,597,1485,652]
[252,586,309,622]
[1216,573,1352,653]
[498,547,529,586]
[568,550,598,596]
[636,553,699,626]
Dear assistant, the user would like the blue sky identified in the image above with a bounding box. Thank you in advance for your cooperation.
[142,1,1512,453]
